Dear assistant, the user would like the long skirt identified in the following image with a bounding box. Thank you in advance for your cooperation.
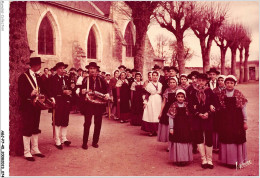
[141,121,158,133]
[157,123,169,142]
[219,142,247,165]
[169,142,193,162]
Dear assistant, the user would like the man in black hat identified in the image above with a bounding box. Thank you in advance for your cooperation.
[152,64,161,72]
[118,65,126,73]
[48,62,72,150]
[168,66,179,78]
[80,62,109,149]
[206,68,220,90]
[126,68,134,88]
[159,66,170,94]
[188,73,216,169]
[18,57,46,161]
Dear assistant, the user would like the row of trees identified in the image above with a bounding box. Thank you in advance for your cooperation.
[125,1,252,82]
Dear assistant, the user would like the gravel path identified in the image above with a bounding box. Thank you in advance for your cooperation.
[9,82,259,176]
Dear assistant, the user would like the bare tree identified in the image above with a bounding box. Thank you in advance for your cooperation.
[214,23,229,74]
[238,41,244,83]
[9,1,30,156]
[154,1,195,73]
[243,33,252,82]
[191,2,228,73]
[125,1,159,74]
[155,34,170,59]
[210,54,221,68]
[169,41,193,67]
[226,23,247,76]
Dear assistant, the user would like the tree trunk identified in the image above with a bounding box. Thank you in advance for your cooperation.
[239,48,244,83]
[230,47,237,76]
[176,38,185,74]
[220,48,228,75]
[9,1,30,156]
[133,20,149,74]
[244,45,249,82]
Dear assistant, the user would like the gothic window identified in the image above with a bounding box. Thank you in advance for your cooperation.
[38,16,54,55]
[124,23,134,57]
[87,28,96,59]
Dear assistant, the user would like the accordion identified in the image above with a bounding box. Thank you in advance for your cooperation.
[85,91,111,105]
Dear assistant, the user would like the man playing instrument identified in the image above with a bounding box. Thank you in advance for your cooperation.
[80,62,109,149]
[18,57,46,161]
[49,62,72,150]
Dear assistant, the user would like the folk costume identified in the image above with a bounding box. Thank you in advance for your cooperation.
[109,74,119,120]
[81,62,109,149]
[18,57,46,161]
[168,98,193,165]
[141,80,162,135]
[115,78,131,123]
[188,73,217,169]
[130,80,144,126]
[157,85,177,142]
[49,62,72,149]
[218,76,248,168]
[206,68,220,90]
[211,75,226,153]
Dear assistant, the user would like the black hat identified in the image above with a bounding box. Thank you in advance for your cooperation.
[54,62,68,70]
[118,65,126,70]
[197,73,210,80]
[77,68,83,72]
[26,57,44,65]
[187,71,200,79]
[85,62,100,69]
[131,68,138,73]
[163,66,170,71]
[152,64,161,70]
[169,66,179,73]
[50,66,56,71]
[126,68,131,72]
[206,67,220,75]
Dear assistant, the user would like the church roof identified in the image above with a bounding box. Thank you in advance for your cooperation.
[43,1,113,22]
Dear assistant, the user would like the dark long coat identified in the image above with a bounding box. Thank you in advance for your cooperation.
[48,74,71,126]
[18,70,46,136]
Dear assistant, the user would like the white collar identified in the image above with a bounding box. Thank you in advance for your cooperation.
[29,69,36,77]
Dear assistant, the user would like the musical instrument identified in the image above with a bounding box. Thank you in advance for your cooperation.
[33,94,54,110]
[85,91,111,105]
[24,72,54,110]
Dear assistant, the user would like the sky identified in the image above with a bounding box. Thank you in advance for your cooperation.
[147,1,259,67]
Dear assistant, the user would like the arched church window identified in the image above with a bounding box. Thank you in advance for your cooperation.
[87,28,96,59]
[38,16,54,55]
[124,23,134,57]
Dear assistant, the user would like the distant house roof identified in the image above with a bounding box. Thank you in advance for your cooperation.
[43,1,113,22]
[236,60,259,67]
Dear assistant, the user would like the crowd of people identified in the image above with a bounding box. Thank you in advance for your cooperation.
[18,57,250,170]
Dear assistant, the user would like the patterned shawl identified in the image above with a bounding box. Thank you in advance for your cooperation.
[194,85,209,105]
[219,89,248,108]
[168,101,189,118]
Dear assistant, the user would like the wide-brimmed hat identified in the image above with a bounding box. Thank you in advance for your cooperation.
[118,65,126,70]
[26,57,44,65]
[85,62,100,69]
[197,73,210,80]
[206,67,220,75]
[169,66,179,73]
[152,64,161,70]
[54,62,68,70]
[163,66,170,71]
[187,71,200,79]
